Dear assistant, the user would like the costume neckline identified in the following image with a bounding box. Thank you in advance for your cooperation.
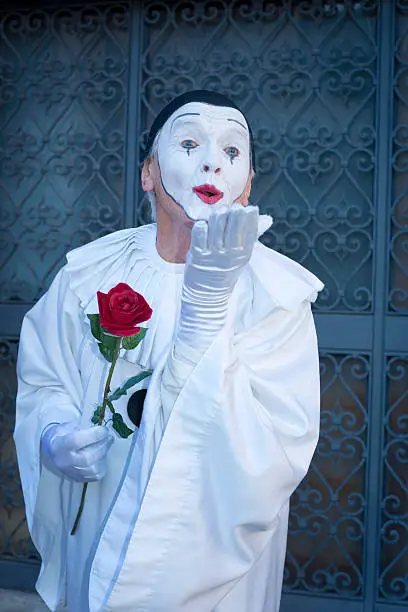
[144,224,185,274]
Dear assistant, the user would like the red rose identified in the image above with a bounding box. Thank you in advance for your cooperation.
[97,283,153,337]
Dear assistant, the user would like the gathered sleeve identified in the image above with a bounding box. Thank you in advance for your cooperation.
[164,299,320,530]
[14,268,84,606]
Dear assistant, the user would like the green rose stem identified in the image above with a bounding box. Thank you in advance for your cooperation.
[71,336,122,536]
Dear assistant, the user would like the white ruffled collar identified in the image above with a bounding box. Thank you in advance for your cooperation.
[64,218,324,358]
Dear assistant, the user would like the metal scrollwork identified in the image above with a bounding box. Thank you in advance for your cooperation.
[0,4,130,303]
[390,3,408,313]
[140,0,377,311]
[378,356,408,602]
[0,338,39,562]
[284,353,369,597]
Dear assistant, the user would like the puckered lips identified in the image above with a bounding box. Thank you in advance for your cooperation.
[193,184,223,204]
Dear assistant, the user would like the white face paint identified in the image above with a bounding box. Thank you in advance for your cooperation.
[156,101,251,221]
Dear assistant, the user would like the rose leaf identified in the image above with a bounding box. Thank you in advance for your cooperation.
[87,314,102,342]
[91,405,103,425]
[108,370,152,401]
[122,328,147,351]
[112,413,134,439]
[98,342,115,363]
[101,331,119,349]
[97,331,119,362]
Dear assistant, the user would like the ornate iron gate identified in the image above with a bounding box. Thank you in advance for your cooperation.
[0,1,407,610]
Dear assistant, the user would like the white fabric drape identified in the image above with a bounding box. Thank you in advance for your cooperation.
[15,221,323,612]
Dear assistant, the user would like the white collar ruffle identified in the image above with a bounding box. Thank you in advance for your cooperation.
[65,218,323,311]
[64,220,323,368]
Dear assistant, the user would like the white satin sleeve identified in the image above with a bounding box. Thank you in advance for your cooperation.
[173,300,321,598]
[164,298,320,510]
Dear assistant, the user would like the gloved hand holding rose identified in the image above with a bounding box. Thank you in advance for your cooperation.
[41,422,114,483]
[41,283,152,488]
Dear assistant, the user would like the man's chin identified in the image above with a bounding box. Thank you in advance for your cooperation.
[179,200,224,222]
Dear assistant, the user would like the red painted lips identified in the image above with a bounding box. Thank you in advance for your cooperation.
[193,184,223,205]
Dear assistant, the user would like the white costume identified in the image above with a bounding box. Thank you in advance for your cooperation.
[15,220,323,611]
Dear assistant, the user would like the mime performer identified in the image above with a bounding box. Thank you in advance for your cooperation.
[15,90,324,611]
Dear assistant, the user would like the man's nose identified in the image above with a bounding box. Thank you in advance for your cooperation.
[202,162,221,175]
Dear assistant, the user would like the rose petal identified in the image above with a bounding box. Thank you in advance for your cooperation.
[106,283,134,299]
[99,283,153,335]
[110,290,138,311]
[108,309,138,325]
[97,291,111,328]
[102,323,141,337]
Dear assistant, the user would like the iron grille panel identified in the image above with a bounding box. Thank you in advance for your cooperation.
[389,0,408,314]
[0,3,130,304]
[378,355,408,602]
[0,338,39,564]
[284,352,369,598]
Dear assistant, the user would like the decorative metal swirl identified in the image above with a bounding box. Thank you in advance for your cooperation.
[378,356,408,602]
[0,4,129,303]
[284,353,369,597]
[0,338,39,562]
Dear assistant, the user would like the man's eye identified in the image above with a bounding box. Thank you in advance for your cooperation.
[181,140,198,150]
[225,146,239,159]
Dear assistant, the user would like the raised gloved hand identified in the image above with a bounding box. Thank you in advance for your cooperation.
[41,422,114,483]
[176,204,259,357]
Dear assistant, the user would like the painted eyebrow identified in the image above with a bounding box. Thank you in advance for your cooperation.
[171,113,248,133]
[171,112,201,129]
[227,118,248,132]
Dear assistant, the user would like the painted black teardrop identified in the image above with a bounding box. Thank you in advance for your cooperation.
[127,389,147,428]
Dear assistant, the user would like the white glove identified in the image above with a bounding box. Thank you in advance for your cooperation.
[41,422,114,483]
[177,204,259,357]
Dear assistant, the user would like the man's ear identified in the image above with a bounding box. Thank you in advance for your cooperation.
[141,157,155,192]
[236,170,254,206]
